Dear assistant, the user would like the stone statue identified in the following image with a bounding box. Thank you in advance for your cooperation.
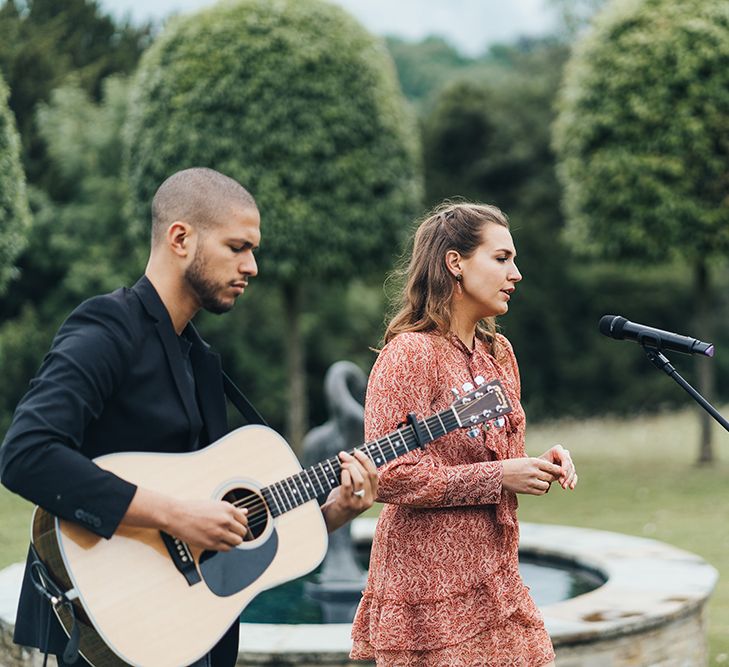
[302,361,369,623]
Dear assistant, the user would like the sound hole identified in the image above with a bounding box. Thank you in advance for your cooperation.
[222,487,269,540]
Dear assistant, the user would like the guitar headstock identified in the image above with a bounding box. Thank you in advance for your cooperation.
[451,377,512,429]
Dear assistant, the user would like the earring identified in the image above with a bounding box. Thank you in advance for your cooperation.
[455,273,463,294]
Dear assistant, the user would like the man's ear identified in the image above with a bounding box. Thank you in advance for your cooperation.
[444,249,462,278]
[167,221,192,257]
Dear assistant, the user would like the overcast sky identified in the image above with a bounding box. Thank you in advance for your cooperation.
[101,0,558,56]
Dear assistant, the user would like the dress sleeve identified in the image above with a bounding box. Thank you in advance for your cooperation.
[365,333,503,508]
[0,295,139,539]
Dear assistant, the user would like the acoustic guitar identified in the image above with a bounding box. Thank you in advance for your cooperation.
[31,376,511,666]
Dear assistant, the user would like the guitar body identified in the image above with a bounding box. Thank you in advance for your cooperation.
[31,425,328,667]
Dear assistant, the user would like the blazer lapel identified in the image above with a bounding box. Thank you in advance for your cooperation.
[132,276,202,451]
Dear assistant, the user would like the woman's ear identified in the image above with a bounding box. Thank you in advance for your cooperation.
[445,249,462,279]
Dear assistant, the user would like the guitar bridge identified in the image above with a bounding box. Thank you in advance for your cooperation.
[160,531,201,586]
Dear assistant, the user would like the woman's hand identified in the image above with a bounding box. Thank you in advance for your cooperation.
[501,457,562,495]
[539,444,577,490]
[321,449,379,533]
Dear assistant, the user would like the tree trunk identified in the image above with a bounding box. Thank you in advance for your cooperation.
[283,283,307,454]
[694,260,715,465]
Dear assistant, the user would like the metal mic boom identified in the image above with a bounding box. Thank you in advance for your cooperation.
[599,315,714,357]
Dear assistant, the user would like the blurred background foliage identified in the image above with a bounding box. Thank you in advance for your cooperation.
[0,0,727,459]
[0,0,151,185]
[0,70,29,296]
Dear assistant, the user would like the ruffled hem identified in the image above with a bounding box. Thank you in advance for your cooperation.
[351,616,554,665]
[351,569,544,652]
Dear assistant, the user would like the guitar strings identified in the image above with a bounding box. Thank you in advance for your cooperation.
[220,433,426,533]
[187,400,501,540]
[209,406,485,534]
[221,434,415,514]
[213,418,446,532]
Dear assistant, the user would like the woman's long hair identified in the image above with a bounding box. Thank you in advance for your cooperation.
[384,202,510,352]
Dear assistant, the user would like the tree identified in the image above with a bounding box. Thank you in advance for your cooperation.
[0,0,151,185]
[422,42,570,208]
[548,0,608,39]
[0,77,142,435]
[125,0,422,449]
[34,77,144,296]
[384,35,567,114]
[0,71,30,295]
[385,36,472,109]
[553,0,729,462]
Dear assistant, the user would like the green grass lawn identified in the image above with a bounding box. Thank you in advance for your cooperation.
[0,482,32,566]
[1,408,728,662]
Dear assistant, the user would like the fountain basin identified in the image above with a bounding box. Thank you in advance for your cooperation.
[237,520,717,666]
[0,521,717,667]
[240,530,604,624]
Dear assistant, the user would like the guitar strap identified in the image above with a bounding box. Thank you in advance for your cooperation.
[28,544,80,666]
[185,321,268,427]
[222,371,269,427]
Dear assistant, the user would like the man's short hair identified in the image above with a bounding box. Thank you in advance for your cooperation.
[151,168,257,243]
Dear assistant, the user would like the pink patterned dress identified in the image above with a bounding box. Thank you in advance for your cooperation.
[350,332,555,667]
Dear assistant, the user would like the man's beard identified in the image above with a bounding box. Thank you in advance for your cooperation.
[184,246,234,315]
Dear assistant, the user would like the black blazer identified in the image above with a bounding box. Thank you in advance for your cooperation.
[0,276,233,660]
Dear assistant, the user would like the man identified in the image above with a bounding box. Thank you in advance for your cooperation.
[0,168,378,666]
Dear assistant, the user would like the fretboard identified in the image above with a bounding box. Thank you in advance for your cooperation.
[260,405,460,518]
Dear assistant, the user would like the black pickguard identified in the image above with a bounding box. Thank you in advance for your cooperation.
[198,528,279,597]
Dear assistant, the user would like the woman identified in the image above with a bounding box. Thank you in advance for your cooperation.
[350,202,577,666]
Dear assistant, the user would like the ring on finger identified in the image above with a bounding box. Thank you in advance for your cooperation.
[353,489,365,498]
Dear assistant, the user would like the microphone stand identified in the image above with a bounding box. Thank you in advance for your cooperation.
[642,346,729,433]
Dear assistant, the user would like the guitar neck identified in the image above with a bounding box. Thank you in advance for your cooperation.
[260,406,460,518]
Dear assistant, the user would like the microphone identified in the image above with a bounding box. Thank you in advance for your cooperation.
[599,315,715,357]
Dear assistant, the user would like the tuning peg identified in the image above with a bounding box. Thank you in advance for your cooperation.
[462,381,474,392]
[467,426,481,438]
[474,375,485,386]
[451,387,460,398]
[493,416,506,429]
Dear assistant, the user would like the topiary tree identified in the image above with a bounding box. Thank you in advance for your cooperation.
[554,0,729,463]
[0,71,30,295]
[125,0,421,448]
